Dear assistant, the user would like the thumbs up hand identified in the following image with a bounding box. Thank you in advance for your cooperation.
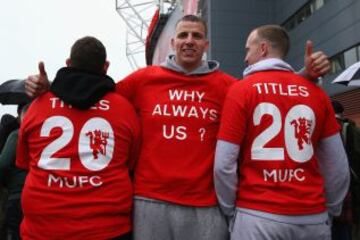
[25,61,50,98]
[304,40,330,80]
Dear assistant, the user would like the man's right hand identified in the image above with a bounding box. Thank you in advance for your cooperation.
[25,61,50,98]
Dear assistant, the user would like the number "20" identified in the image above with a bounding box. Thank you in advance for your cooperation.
[37,116,114,171]
[251,103,315,163]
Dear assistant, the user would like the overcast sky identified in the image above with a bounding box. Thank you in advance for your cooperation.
[0,0,143,116]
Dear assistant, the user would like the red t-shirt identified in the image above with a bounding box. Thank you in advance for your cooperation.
[218,70,340,215]
[16,92,140,240]
[117,66,236,206]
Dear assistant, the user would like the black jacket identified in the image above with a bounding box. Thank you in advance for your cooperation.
[50,67,115,109]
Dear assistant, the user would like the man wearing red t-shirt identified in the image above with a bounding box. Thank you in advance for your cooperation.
[215,25,350,240]
[25,16,331,240]
[16,37,140,240]
[116,15,236,240]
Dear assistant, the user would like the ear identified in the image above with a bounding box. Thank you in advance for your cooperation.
[204,40,210,52]
[66,58,71,67]
[260,42,268,57]
[170,38,175,51]
[103,61,110,74]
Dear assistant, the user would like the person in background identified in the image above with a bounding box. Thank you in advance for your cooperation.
[0,104,29,240]
[331,100,360,240]
[215,25,349,240]
[0,113,18,238]
[16,36,140,240]
[0,113,19,152]
[0,107,25,239]
[24,15,331,240]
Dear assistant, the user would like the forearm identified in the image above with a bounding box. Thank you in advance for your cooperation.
[214,140,239,217]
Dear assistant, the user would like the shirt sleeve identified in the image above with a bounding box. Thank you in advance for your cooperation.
[16,110,31,170]
[116,70,141,103]
[125,104,141,171]
[218,83,249,145]
[214,140,240,217]
[316,133,350,216]
[320,95,341,139]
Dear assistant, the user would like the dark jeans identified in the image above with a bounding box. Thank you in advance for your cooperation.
[332,220,352,240]
[4,198,22,240]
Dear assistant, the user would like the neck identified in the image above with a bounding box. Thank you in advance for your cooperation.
[265,52,283,60]
[176,60,202,73]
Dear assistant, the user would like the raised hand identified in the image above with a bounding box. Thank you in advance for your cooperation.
[25,61,50,98]
[304,40,331,80]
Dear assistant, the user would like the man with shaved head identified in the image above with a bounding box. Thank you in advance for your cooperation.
[215,25,349,240]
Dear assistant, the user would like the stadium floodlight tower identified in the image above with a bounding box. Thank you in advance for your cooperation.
[116,0,177,69]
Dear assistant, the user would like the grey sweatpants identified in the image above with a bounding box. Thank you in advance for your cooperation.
[133,198,229,240]
[231,211,331,240]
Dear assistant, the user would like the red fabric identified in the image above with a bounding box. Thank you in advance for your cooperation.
[183,0,199,15]
[218,70,340,215]
[117,66,236,206]
[146,8,160,49]
[16,92,140,240]
[145,8,160,64]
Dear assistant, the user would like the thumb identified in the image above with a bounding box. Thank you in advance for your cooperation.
[38,61,47,77]
[305,40,313,59]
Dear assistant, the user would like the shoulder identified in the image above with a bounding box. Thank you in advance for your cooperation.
[31,91,55,105]
[230,76,254,90]
[104,91,132,103]
[223,80,252,103]
[25,92,55,115]
[346,120,360,132]
[116,65,167,86]
[125,65,163,78]
[7,129,19,141]
[103,92,136,112]
[9,129,19,136]
[213,70,238,83]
